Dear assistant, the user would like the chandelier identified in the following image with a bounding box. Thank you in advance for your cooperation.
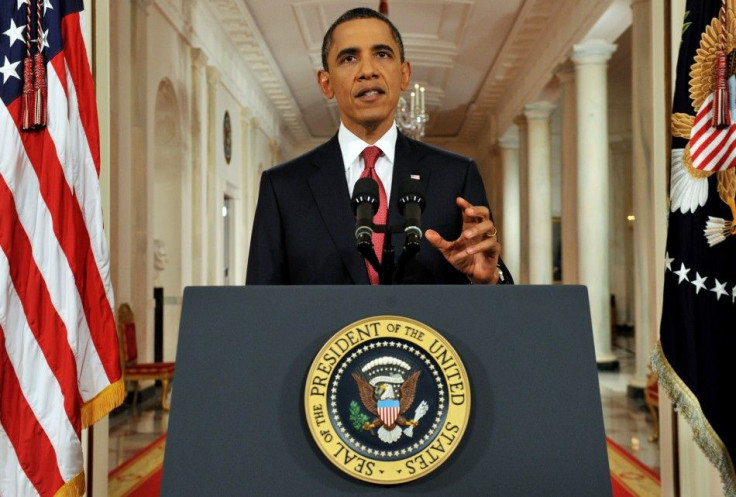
[396,83,428,140]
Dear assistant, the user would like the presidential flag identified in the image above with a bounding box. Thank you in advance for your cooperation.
[0,1,123,496]
[652,0,736,494]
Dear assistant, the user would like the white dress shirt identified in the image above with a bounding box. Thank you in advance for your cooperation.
[339,123,397,204]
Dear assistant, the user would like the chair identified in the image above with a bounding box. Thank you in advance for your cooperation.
[117,303,175,410]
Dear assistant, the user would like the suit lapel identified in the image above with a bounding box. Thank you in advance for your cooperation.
[389,133,431,226]
[308,136,368,284]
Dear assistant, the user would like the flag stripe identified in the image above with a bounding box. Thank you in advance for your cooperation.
[62,11,100,173]
[697,130,736,171]
[0,422,40,497]
[0,248,83,483]
[0,324,66,496]
[689,96,716,154]
[0,172,82,430]
[689,93,736,171]
[61,12,116,320]
[62,26,115,309]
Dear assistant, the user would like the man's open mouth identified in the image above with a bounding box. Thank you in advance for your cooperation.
[356,88,385,98]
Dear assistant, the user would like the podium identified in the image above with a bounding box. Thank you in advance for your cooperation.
[161,285,612,496]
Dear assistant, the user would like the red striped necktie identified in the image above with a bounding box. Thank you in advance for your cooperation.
[360,146,387,285]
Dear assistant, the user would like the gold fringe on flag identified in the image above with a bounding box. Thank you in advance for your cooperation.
[81,378,126,428]
[650,343,736,497]
[53,471,86,497]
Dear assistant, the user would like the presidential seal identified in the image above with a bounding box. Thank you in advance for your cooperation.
[304,316,471,485]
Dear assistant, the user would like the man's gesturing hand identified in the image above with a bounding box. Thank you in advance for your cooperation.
[424,197,502,284]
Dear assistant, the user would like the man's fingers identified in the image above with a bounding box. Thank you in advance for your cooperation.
[465,237,501,256]
[457,197,490,224]
[425,229,451,252]
[462,220,496,240]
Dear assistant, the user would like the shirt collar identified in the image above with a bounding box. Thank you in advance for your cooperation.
[338,123,398,171]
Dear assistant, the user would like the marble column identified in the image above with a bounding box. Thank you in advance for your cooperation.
[524,102,556,284]
[206,66,221,285]
[190,48,208,286]
[498,127,521,281]
[514,115,529,284]
[556,64,579,284]
[608,136,634,329]
[240,107,252,284]
[572,40,618,368]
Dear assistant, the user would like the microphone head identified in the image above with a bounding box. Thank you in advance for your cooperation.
[397,178,426,214]
[351,177,379,214]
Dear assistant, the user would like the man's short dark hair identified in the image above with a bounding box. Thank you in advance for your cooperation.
[321,7,405,71]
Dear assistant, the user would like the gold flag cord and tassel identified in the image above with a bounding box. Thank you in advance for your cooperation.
[20,0,47,132]
[712,0,731,128]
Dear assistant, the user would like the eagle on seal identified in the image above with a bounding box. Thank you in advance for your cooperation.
[352,370,422,443]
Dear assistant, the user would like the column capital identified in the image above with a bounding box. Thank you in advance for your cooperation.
[609,133,632,152]
[555,61,576,84]
[572,40,616,65]
[240,105,252,124]
[498,126,519,149]
[191,47,208,70]
[134,0,154,12]
[206,66,221,87]
[523,101,556,120]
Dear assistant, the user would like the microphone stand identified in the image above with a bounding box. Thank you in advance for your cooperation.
[359,223,418,285]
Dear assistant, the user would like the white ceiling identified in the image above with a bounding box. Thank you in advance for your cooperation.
[215,0,630,147]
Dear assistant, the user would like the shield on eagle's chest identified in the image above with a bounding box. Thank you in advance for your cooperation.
[377,399,400,426]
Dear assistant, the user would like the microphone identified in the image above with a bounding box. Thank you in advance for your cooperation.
[397,178,426,253]
[351,177,379,251]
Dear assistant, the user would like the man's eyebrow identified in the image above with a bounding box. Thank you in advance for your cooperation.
[335,47,359,60]
[372,44,395,54]
[334,44,396,61]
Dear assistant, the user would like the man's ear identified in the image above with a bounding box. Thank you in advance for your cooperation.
[318,70,334,99]
[400,61,412,91]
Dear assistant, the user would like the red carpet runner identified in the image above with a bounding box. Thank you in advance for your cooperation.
[107,434,660,496]
[108,434,166,497]
[607,437,661,497]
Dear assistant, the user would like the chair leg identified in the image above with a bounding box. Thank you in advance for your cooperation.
[161,379,171,411]
[131,381,141,414]
[647,404,659,442]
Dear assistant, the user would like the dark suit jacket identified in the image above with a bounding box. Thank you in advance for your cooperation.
[246,131,512,285]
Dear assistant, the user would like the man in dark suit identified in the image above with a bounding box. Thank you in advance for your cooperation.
[246,7,512,286]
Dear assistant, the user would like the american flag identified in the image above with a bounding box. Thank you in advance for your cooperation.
[0,1,123,496]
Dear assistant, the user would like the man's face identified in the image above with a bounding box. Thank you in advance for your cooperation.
[318,18,411,140]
